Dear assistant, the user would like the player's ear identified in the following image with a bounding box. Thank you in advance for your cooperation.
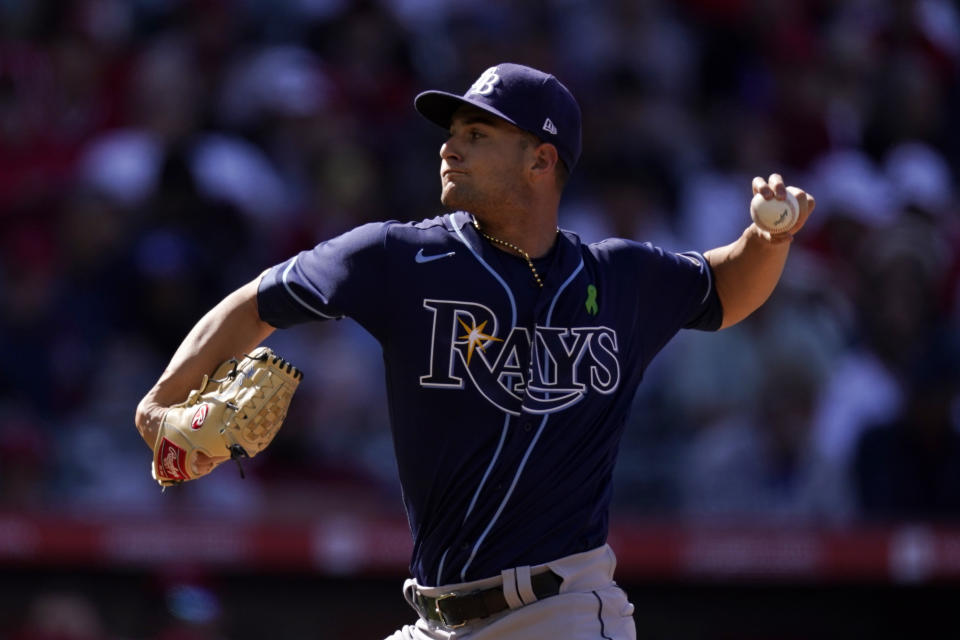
[530,143,559,181]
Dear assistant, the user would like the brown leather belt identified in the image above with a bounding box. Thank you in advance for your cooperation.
[412,570,563,629]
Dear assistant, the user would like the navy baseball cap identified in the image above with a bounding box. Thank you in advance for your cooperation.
[415,63,582,171]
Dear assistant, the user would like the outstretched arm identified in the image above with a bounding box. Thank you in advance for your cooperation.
[134,275,275,458]
[704,174,815,329]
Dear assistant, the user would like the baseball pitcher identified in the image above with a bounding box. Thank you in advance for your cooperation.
[135,63,814,639]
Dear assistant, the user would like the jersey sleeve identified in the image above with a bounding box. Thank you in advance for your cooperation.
[621,242,723,369]
[257,222,390,337]
[670,249,723,331]
[602,238,723,334]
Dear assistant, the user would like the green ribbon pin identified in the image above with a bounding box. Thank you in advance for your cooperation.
[585,284,598,315]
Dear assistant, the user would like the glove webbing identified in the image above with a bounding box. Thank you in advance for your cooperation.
[223,351,300,480]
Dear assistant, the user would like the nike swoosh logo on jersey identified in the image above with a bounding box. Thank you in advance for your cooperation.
[415,249,456,264]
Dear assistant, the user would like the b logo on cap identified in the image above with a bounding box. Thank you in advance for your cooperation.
[469,67,500,96]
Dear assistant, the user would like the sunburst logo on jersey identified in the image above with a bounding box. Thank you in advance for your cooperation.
[457,317,503,365]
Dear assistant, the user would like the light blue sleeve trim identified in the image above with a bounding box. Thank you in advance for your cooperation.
[281,257,343,320]
[679,251,713,305]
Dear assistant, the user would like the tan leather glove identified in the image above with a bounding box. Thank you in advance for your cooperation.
[152,347,303,487]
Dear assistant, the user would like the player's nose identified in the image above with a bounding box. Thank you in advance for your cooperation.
[440,139,462,161]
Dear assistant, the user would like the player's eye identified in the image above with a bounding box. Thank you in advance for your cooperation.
[443,127,485,142]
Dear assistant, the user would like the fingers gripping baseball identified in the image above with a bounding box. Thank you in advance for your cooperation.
[750,174,815,242]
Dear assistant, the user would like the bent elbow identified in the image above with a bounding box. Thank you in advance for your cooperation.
[134,395,162,447]
[134,397,150,434]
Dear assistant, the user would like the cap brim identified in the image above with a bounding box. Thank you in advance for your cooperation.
[414,90,519,131]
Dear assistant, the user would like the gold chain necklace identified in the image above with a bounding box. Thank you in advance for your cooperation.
[472,220,555,288]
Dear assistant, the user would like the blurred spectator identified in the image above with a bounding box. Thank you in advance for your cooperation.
[884,140,955,219]
[853,329,960,520]
[0,0,957,532]
[679,306,852,524]
[10,591,107,640]
[0,401,48,508]
[153,580,228,640]
[812,214,952,468]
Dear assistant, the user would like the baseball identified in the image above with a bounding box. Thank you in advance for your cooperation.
[750,189,799,234]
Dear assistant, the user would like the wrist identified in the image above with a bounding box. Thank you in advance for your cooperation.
[746,222,794,247]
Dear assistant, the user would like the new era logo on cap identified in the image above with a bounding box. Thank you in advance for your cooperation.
[414,63,582,171]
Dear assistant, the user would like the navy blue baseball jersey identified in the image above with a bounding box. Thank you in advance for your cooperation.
[257,211,722,586]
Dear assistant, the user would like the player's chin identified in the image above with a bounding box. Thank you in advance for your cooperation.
[440,184,466,210]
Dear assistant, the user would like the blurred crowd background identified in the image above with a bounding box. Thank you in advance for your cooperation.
[1,0,959,637]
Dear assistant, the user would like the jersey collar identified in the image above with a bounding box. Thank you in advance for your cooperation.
[447,211,583,290]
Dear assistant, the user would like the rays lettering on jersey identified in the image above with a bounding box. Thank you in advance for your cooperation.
[419,300,620,415]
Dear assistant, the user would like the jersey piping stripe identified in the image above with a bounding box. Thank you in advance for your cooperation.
[547,256,584,320]
[436,413,511,585]
[457,261,579,581]
[281,257,342,320]
[449,213,518,326]
[462,414,512,523]
[541,258,584,384]
[448,212,521,584]
[435,548,450,586]
[459,413,549,581]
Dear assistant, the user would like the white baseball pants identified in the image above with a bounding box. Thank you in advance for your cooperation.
[385,544,636,639]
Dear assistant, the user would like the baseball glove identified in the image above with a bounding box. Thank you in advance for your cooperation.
[152,347,303,487]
